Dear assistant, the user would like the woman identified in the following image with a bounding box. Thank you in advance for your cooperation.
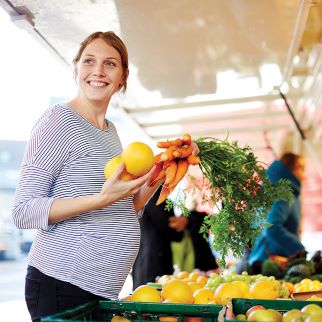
[12,31,162,321]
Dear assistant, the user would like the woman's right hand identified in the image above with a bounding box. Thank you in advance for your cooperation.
[98,162,154,208]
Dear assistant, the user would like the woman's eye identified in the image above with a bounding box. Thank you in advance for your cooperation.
[105,60,117,67]
[83,58,93,64]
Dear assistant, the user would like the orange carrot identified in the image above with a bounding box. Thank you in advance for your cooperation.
[153,152,162,164]
[187,155,200,165]
[168,159,189,188]
[182,133,192,146]
[160,145,178,162]
[156,185,174,205]
[147,161,164,186]
[157,138,182,148]
[173,145,193,158]
[164,160,178,185]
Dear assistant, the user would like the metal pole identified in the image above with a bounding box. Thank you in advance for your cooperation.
[279,90,322,179]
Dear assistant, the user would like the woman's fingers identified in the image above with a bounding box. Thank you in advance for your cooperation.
[191,141,200,156]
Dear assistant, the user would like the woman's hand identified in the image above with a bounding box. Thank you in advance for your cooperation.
[98,162,154,208]
[168,216,189,232]
[191,141,200,156]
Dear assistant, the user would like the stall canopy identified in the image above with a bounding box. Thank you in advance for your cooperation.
[1,0,321,232]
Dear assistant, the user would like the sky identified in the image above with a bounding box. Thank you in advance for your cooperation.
[0,8,75,141]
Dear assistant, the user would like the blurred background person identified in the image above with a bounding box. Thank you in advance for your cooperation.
[132,186,184,289]
[170,198,219,274]
[247,152,306,272]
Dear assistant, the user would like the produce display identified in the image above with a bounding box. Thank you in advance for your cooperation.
[116,269,322,321]
[253,251,322,286]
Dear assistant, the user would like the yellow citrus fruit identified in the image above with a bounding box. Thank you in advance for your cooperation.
[121,142,154,176]
[301,303,322,315]
[231,281,249,296]
[187,272,200,282]
[104,156,136,181]
[307,295,322,301]
[119,295,132,301]
[196,276,208,286]
[162,298,183,304]
[214,282,243,305]
[111,316,131,322]
[159,317,177,322]
[282,281,294,293]
[193,288,215,304]
[249,280,280,300]
[187,282,203,294]
[161,279,194,304]
[177,271,189,279]
[132,285,162,303]
[183,318,202,322]
[157,275,173,285]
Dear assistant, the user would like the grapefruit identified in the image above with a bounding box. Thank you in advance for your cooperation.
[121,142,154,176]
[161,279,194,304]
[214,282,243,305]
[249,280,280,300]
[104,156,136,181]
[132,285,162,303]
[193,288,215,304]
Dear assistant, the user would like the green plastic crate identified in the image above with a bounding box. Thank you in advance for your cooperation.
[224,298,322,321]
[42,300,224,322]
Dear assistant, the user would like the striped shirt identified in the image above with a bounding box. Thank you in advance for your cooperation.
[12,103,141,299]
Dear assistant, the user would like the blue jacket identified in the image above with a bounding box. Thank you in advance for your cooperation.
[248,160,305,265]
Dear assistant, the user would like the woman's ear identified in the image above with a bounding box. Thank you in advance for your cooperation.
[123,68,129,84]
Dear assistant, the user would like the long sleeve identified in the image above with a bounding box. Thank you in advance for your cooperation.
[265,200,305,256]
[12,106,72,230]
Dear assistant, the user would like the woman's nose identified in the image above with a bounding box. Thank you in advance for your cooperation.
[93,63,105,76]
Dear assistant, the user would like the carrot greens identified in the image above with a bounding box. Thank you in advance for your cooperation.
[167,137,294,267]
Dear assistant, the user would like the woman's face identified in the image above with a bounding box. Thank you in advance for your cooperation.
[75,38,125,106]
[294,157,305,181]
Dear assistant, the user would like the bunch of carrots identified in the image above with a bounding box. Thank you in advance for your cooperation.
[147,133,200,205]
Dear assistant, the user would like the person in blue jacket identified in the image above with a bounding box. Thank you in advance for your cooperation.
[248,152,306,268]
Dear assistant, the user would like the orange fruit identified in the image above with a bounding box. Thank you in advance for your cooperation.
[177,271,189,279]
[214,282,243,305]
[157,275,173,285]
[187,282,203,294]
[111,316,131,322]
[121,142,154,176]
[104,156,136,181]
[119,295,132,301]
[282,281,294,293]
[159,317,178,322]
[183,317,202,322]
[187,272,200,282]
[132,285,162,303]
[162,298,183,304]
[231,281,249,296]
[196,276,208,286]
[249,280,280,300]
[193,288,215,304]
[161,279,194,304]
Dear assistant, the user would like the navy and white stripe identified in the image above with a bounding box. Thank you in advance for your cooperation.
[12,103,140,299]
